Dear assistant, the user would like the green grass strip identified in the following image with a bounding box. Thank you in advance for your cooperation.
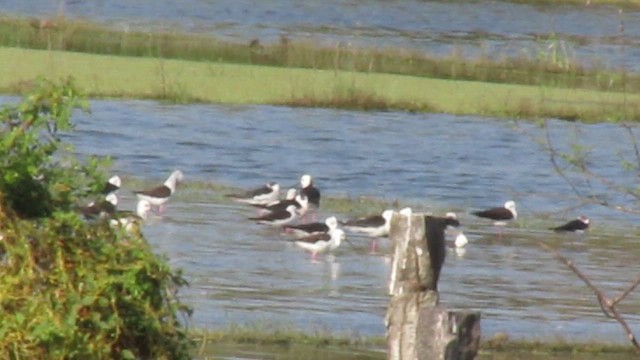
[2,16,639,94]
[189,327,638,358]
[2,46,640,122]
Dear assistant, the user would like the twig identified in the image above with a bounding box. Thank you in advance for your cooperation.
[538,241,640,351]
[613,275,640,306]
[612,205,640,215]
[621,123,640,171]
[581,165,640,201]
[545,121,640,210]
[544,122,585,199]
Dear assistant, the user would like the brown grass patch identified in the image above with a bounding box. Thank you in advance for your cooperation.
[280,87,436,113]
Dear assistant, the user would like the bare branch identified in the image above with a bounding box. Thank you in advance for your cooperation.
[538,241,640,351]
[621,122,640,171]
[544,121,586,199]
[604,302,640,350]
[612,205,640,215]
[581,165,640,201]
[613,275,640,306]
[542,120,640,212]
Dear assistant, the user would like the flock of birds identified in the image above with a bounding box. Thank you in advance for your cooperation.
[81,170,591,261]
[79,170,184,232]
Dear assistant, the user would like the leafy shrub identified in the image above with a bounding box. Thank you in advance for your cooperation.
[0,78,192,359]
[0,77,106,218]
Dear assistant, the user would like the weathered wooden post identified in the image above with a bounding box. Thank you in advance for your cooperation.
[386,210,481,360]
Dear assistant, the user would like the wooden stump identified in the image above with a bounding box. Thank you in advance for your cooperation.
[386,211,481,360]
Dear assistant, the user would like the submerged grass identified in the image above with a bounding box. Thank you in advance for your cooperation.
[2,47,640,122]
[124,177,640,238]
[122,176,409,217]
[1,16,640,94]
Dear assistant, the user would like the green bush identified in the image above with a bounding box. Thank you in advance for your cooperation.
[0,78,192,359]
[0,77,104,218]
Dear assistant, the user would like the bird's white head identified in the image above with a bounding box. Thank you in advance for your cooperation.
[382,209,395,222]
[399,207,412,217]
[300,174,312,188]
[445,212,461,228]
[165,170,184,192]
[105,193,118,206]
[579,216,590,224]
[269,182,281,193]
[505,200,517,219]
[325,216,338,229]
[455,231,469,248]
[382,210,395,231]
[137,200,152,219]
[285,188,297,200]
[108,175,122,188]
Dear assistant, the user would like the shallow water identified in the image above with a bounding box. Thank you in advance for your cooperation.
[2,0,640,71]
[5,96,634,342]
[200,342,386,360]
[201,342,637,360]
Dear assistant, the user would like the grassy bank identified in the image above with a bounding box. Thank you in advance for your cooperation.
[0,16,639,94]
[189,328,639,360]
[2,47,640,122]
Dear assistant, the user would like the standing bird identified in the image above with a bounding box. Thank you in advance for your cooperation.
[341,209,394,252]
[283,216,338,239]
[249,204,298,227]
[292,193,310,218]
[254,190,309,217]
[110,200,153,234]
[550,216,590,232]
[227,181,280,206]
[80,193,118,219]
[133,170,184,214]
[113,200,153,222]
[254,188,297,208]
[293,228,347,262]
[103,175,122,195]
[299,174,320,221]
[472,200,517,238]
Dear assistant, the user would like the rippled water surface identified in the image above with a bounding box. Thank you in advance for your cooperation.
[2,0,640,70]
[6,96,637,341]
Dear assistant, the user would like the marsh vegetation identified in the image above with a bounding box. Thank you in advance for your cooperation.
[2,1,640,357]
[1,17,640,121]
